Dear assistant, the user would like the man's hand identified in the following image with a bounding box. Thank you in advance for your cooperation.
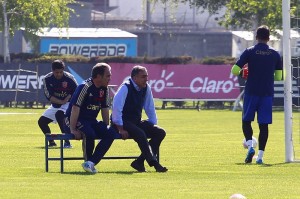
[63,95,71,104]
[71,129,82,140]
[119,129,129,140]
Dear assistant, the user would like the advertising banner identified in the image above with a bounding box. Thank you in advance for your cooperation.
[0,63,240,102]
[0,63,296,105]
[40,38,137,57]
[105,63,240,100]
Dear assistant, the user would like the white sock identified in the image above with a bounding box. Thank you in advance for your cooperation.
[246,140,253,150]
[87,161,94,166]
[257,150,264,160]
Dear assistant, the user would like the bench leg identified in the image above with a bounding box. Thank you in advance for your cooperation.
[45,137,49,172]
[60,139,64,173]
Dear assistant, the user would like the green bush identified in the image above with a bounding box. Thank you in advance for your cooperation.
[28,54,90,63]
[201,56,236,65]
[5,53,236,65]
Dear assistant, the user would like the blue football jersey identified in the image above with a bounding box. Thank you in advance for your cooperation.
[42,71,78,108]
[236,43,282,96]
[66,78,110,120]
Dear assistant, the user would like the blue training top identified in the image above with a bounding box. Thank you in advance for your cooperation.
[236,43,282,96]
[65,78,109,121]
[43,71,78,108]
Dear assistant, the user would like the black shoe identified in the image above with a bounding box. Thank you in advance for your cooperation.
[48,141,57,147]
[154,163,168,173]
[131,160,146,172]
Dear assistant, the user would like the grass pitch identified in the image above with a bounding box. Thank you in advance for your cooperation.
[0,108,299,199]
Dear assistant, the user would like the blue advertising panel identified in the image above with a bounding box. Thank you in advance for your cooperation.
[40,38,137,57]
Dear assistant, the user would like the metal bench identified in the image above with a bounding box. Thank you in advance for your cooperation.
[45,133,159,172]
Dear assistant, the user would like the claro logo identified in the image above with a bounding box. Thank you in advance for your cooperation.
[49,44,127,57]
[190,74,239,94]
[147,70,239,94]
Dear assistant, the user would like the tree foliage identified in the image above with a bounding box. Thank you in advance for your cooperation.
[0,0,75,62]
[221,0,283,31]
[0,0,75,34]
[187,0,228,15]
[164,0,297,32]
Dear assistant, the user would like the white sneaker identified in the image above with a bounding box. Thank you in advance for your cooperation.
[82,161,97,173]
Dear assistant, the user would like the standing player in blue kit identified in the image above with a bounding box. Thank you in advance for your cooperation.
[38,60,78,148]
[231,25,283,164]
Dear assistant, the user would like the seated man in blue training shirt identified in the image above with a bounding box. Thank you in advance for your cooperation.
[64,63,118,173]
[111,65,168,172]
[231,25,283,164]
[38,60,78,148]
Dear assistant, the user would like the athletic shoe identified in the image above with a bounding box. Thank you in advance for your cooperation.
[82,161,97,173]
[154,164,168,173]
[63,142,72,149]
[245,147,255,163]
[48,141,57,147]
[256,159,264,164]
[131,160,146,172]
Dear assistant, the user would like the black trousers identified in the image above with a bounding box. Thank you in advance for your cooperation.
[123,120,166,166]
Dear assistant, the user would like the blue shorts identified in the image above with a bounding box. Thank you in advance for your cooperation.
[64,118,120,139]
[242,94,273,124]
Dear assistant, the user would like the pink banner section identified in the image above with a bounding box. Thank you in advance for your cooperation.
[109,63,241,100]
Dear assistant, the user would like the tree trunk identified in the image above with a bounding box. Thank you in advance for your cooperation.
[3,0,11,63]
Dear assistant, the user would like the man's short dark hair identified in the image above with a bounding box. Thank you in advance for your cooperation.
[52,60,65,71]
[256,25,270,41]
[131,65,146,78]
[91,63,111,78]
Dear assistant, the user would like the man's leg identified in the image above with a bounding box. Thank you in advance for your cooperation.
[257,124,268,163]
[242,94,257,163]
[78,121,97,162]
[38,116,53,135]
[124,121,156,165]
[38,116,56,146]
[256,96,272,164]
[125,121,167,172]
[55,110,65,133]
[136,121,166,162]
[242,121,253,145]
[89,121,115,165]
[55,110,71,147]
[78,121,99,173]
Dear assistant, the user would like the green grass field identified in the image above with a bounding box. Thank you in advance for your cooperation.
[0,108,299,199]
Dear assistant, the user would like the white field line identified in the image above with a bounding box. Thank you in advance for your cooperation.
[0,113,37,115]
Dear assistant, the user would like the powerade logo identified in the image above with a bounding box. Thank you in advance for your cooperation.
[0,75,44,89]
[0,66,81,90]
[49,44,127,57]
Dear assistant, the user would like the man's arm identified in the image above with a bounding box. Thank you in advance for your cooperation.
[112,85,129,139]
[70,105,81,140]
[112,85,127,126]
[144,84,157,125]
[101,107,110,125]
[49,95,71,105]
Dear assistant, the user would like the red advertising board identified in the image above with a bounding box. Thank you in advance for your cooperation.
[109,63,240,100]
[0,63,241,102]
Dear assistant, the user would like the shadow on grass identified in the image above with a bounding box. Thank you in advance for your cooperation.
[235,162,288,167]
[61,171,137,175]
[36,146,62,150]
